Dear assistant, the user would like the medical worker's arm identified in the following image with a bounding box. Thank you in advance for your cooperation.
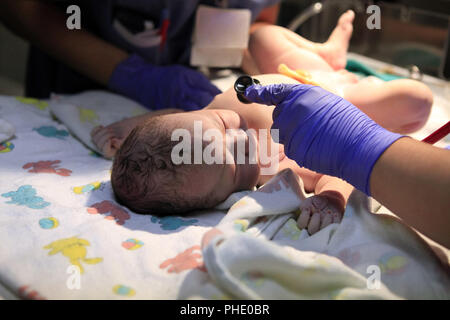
[0,0,221,111]
[0,0,127,86]
[244,83,450,247]
[370,138,450,247]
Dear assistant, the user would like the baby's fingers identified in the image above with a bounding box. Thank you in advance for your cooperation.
[320,210,333,230]
[332,210,343,224]
[104,138,122,159]
[312,195,328,210]
[307,212,321,235]
[297,207,312,230]
[95,129,114,150]
[91,125,104,137]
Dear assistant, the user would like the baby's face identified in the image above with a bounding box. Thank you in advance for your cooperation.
[163,109,260,204]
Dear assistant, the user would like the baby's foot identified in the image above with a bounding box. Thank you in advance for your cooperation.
[297,195,343,235]
[317,10,355,70]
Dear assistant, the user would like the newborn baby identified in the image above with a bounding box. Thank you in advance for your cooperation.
[109,74,354,235]
[95,10,433,235]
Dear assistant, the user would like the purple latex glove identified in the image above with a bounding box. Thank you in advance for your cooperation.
[109,54,221,111]
[245,83,404,195]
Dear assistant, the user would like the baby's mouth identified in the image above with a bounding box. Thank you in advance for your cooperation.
[246,129,259,166]
[233,130,260,190]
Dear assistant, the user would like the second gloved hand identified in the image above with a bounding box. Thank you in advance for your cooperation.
[109,54,221,111]
[244,84,404,195]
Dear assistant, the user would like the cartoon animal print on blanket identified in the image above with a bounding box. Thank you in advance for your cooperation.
[337,248,361,267]
[160,245,206,273]
[1,185,50,209]
[113,285,136,297]
[16,97,48,110]
[33,126,69,139]
[43,236,103,274]
[17,285,46,300]
[22,160,72,176]
[378,252,409,275]
[73,182,101,195]
[86,200,130,225]
[79,107,99,124]
[150,216,198,230]
[122,238,144,250]
[39,217,59,230]
[0,141,14,153]
[280,219,303,240]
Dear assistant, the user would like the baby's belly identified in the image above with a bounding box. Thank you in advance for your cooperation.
[309,70,359,96]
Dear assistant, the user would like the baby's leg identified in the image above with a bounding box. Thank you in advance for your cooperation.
[343,78,433,133]
[249,25,333,74]
[248,10,355,73]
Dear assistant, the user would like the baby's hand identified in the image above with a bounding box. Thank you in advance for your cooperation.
[90,109,182,159]
[90,125,122,159]
[296,195,343,235]
[90,116,145,159]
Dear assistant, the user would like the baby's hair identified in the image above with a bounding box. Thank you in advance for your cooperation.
[111,115,216,215]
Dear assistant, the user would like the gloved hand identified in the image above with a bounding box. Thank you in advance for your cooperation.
[245,84,404,195]
[109,54,221,111]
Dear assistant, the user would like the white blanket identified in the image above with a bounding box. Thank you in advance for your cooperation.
[185,170,450,299]
[0,95,224,299]
[0,93,448,300]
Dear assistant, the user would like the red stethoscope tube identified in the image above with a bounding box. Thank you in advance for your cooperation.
[421,121,450,145]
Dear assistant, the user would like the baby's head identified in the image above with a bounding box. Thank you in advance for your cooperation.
[111,109,260,215]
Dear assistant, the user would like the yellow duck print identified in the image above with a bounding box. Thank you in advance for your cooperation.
[43,236,102,273]
[73,181,101,195]
[229,199,248,213]
[16,97,49,110]
[233,219,249,232]
[79,107,99,124]
[281,219,302,240]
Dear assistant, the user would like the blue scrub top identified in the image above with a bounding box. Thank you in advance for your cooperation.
[26,0,280,98]
[87,0,280,64]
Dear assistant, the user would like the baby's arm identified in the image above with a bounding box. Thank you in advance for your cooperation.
[314,175,354,211]
[297,174,354,235]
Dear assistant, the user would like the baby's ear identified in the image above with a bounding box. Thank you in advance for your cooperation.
[111,137,121,149]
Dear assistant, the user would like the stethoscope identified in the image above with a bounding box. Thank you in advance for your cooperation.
[233,75,450,145]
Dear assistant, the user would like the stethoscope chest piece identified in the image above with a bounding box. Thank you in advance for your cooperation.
[234,75,260,104]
